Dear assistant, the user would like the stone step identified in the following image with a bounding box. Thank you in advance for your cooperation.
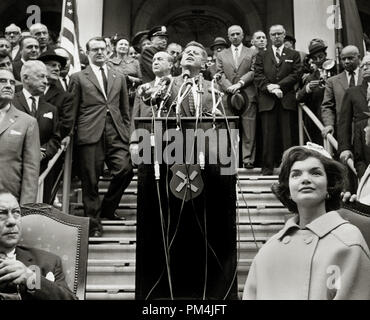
[71,205,290,222]
[74,191,283,208]
[86,261,252,286]
[99,224,284,239]
[87,242,263,261]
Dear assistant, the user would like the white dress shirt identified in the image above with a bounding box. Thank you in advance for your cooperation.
[0,104,11,124]
[90,63,108,98]
[11,45,20,60]
[345,67,360,86]
[22,88,40,113]
[231,43,243,65]
[272,45,285,62]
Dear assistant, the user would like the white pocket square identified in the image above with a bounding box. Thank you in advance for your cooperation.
[45,272,55,282]
[43,112,53,119]
[10,130,21,136]
[285,59,293,63]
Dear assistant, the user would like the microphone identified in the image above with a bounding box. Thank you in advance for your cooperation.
[182,69,191,81]
[151,76,171,100]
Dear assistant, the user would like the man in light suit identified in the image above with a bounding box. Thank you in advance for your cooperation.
[0,69,40,205]
[0,191,77,300]
[13,61,61,204]
[321,45,362,140]
[216,25,258,169]
[70,37,133,237]
[254,24,301,175]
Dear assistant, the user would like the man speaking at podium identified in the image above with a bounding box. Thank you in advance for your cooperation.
[133,41,238,300]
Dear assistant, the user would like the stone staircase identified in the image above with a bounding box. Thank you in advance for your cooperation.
[69,169,291,300]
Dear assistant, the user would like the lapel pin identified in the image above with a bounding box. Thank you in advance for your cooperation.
[10,118,15,123]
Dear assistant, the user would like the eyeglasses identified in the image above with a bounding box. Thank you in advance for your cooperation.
[270,32,284,37]
[0,208,21,221]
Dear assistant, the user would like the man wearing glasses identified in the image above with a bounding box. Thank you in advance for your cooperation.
[0,191,77,300]
[4,24,22,62]
[339,55,370,179]
[254,24,301,175]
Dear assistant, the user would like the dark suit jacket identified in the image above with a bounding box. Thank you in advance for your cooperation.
[321,70,363,127]
[13,92,61,161]
[139,46,161,84]
[69,65,131,147]
[12,59,23,81]
[254,45,301,112]
[15,245,77,300]
[44,82,74,139]
[216,46,257,104]
[338,81,370,153]
[353,118,370,178]
[0,105,40,204]
[296,70,324,118]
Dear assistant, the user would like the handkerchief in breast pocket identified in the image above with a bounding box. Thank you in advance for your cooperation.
[43,112,53,119]
[45,272,55,282]
[10,130,21,136]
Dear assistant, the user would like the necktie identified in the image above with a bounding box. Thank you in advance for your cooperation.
[188,91,195,116]
[30,96,37,117]
[349,71,356,87]
[234,47,239,66]
[275,48,281,64]
[62,77,68,91]
[100,67,108,94]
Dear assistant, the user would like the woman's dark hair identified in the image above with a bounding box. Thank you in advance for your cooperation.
[271,146,346,214]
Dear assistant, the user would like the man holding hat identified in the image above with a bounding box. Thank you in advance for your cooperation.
[216,25,258,169]
[139,26,168,83]
[37,49,74,140]
[297,38,335,144]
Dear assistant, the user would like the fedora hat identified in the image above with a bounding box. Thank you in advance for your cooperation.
[227,90,248,115]
[308,41,327,58]
[131,30,149,52]
[38,49,67,69]
[210,37,228,51]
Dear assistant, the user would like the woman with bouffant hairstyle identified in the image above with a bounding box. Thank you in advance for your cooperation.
[243,145,370,300]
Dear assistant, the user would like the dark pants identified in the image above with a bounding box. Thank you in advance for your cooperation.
[260,102,297,171]
[78,113,133,232]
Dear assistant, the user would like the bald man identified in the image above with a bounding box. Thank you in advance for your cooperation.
[4,24,22,61]
[322,45,363,140]
[216,25,258,169]
[13,61,60,203]
[29,23,52,54]
[338,55,370,177]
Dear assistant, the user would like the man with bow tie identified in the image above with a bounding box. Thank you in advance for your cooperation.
[0,69,40,205]
[69,37,133,237]
[0,191,76,300]
[254,24,301,175]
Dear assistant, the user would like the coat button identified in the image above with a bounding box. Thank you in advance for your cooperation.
[282,236,291,244]
[304,236,313,244]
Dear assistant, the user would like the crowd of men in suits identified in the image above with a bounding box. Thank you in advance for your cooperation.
[0,21,370,240]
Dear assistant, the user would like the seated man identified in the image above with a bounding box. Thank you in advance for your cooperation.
[0,191,77,300]
[357,112,370,205]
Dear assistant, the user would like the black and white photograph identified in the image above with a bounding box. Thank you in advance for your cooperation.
[1,0,370,314]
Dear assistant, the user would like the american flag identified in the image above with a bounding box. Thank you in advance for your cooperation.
[60,0,81,72]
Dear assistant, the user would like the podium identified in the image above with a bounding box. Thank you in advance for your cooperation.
[134,116,239,300]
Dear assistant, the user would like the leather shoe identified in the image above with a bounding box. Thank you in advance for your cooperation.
[101,212,126,221]
[243,162,254,169]
[90,230,102,237]
[261,168,274,176]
